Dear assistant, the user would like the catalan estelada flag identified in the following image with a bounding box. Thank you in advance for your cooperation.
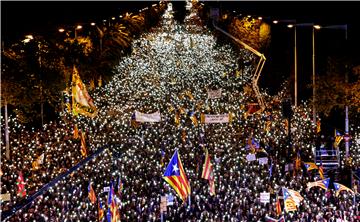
[163,149,191,202]
[98,200,104,221]
[107,182,120,222]
[304,162,318,171]
[88,182,97,204]
[282,188,297,212]
[307,178,330,191]
[334,182,354,197]
[334,129,343,148]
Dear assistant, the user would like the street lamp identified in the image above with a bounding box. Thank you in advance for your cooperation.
[75,25,82,39]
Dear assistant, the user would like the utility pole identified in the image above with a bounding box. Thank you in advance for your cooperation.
[344,26,349,159]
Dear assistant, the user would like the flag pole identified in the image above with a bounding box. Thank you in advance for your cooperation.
[71,65,75,116]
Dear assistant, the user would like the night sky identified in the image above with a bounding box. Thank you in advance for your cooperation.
[2,1,360,102]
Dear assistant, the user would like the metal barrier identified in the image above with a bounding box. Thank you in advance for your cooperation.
[2,145,109,220]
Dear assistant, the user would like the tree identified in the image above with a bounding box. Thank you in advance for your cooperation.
[315,56,360,116]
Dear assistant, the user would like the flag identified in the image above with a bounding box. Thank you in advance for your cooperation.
[74,124,79,139]
[265,216,285,222]
[89,79,95,91]
[88,182,97,204]
[130,113,139,128]
[316,120,321,133]
[318,163,324,180]
[202,148,215,196]
[163,149,191,202]
[282,188,297,212]
[334,129,343,148]
[265,120,271,133]
[275,195,282,216]
[116,176,123,197]
[304,162,318,171]
[98,200,105,221]
[284,119,289,135]
[189,111,198,127]
[107,183,120,222]
[246,103,261,115]
[333,182,354,197]
[307,178,330,191]
[16,171,26,197]
[229,112,235,123]
[72,66,97,118]
[286,188,304,206]
[181,130,187,143]
[295,151,301,171]
[160,149,165,167]
[200,113,205,124]
[248,138,260,153]
[174,112,180,127]
[98,75,102,87]
[32,153,44,170]
[80,131,87,157]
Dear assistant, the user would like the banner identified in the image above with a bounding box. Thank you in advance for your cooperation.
[204,114,229,124]
[207,89,222,99]
[246,153,257,162]
[135,111,161,123]
[260,192,270,204]
[167,194,174,206]
[258,157,269,165]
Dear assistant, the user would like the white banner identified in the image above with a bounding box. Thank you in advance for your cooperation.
[205,114,229,124]
[207,89,222,99]
[166,194,174,206]
[160,196,167,213]
[246,153,257,162]
[135,111,161,122]
[258,157,268,165]
[103,186,110,193]
[260,192,270,204]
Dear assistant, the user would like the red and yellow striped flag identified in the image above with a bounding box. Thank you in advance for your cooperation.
[163,150,191,202]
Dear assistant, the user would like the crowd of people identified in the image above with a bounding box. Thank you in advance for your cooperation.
[1,1,359,221]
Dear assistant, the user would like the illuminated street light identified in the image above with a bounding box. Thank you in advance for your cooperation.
[75,25,82,39]
[23,35,34,43]
[314,25,321,30]
[258,17,262,20]
[58,28,65,33]
[112,17,116,20]
[273,20,278,24]
[287,24,294,28]
[91,23,96,26]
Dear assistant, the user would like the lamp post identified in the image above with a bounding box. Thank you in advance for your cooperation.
[91,22,103,54]
[75,25,82,39]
